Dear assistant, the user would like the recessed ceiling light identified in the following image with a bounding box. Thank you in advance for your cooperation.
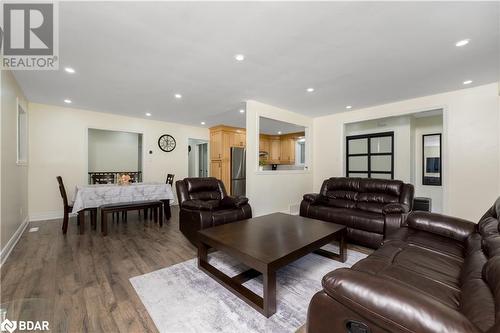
[455,39,470,47]
[306,88,315,92]
[234,54,245,61]
[345,105,352,109]
[64,99,72,104]
[463,80,473,85]
[278,131,282,134]
[174,93,182,99]
[201,121,206,125]
[64,67,75,74]
[239,109,245,113]
[145,112,152,117]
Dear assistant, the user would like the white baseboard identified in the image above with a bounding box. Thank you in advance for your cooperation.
[29,210,74,222]
[1,216,29,266]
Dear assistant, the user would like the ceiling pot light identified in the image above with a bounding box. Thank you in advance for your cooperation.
[463,80,473,85]
[201,121,206,125]
[145,112,152,117]
[278,131,282,135]
[455,39,470,47]
[174,93,182,99]
[239,109,245,113]
[345,105,352,109]
[234,54,245,61]
[64,67,75,73]
[64,99,72,104]
[306,88,314,92]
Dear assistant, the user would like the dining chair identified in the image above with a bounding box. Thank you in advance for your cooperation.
[57,176,97,234]
[143,173,174,220]
[91,173,115,184]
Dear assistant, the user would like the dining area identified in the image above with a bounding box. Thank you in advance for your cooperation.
[57,173,175,236]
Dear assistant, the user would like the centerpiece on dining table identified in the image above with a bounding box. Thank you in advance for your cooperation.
[118,174,132,185]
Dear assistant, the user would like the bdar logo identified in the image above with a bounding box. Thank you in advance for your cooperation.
[0,319,17,333]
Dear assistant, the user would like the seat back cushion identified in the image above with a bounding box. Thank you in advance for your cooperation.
[356,178,403,213]
[320,178,360,209]
[185,177,222,201]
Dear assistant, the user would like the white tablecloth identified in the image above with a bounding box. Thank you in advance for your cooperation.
[72,183,174,213]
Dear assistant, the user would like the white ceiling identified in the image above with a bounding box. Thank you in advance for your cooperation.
[13,2,499,129]
[260,117,305,135]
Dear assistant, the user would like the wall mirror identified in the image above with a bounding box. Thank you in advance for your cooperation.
[422,133,442,186]
[258,117,306,171]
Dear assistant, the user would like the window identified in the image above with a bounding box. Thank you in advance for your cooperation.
[346,132,394,179]
[17,101,28,165]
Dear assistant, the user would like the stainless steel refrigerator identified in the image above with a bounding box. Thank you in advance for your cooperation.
[230,147,246,196]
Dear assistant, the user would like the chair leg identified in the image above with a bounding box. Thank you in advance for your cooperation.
[78,211,85,235]
[159,204,163,227]
[153,207,158,223]
[91,210,97,230]
[62,210,69,234]
[102,212,108,236]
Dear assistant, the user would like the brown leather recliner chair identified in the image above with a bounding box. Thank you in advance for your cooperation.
[300,177,414,248]
[306,199,500,333]
[176,177,252,245]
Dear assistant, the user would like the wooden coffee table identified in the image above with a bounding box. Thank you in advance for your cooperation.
[197,212,346,317]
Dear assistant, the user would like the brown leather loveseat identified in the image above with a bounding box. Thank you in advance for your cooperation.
[176,177,252,245]
[307,200,500,333]
[300,177,414,248]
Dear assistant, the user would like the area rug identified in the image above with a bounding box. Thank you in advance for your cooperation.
[130,244,367,333]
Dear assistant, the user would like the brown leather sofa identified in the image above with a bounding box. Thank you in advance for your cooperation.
[300,177,414,248]
[176,177,252,245]
[307,200,500,333]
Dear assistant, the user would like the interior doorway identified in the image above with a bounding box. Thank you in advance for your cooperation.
[188,138,209,178]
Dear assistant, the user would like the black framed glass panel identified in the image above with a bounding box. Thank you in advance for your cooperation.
[422,133,442,186]
[346,132,394,179]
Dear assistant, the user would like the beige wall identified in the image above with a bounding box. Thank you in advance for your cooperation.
[88,128,141,172]
[1,71,29,256]
[28,103,208,220]
[246,100,314,216]
[313,83,499,222]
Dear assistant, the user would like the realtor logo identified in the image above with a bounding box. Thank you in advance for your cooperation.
[0,1,59,70]
[0,319,17,333]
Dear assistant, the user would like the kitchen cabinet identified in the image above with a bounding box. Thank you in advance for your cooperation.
[269,136,281,164]
[209,125,246,193]
[280,136,296,164]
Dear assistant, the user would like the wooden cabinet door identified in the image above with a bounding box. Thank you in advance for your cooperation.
[259,136,270,154]
[288,138,296,164]
[270,137,281,163]
[280,137,296,164]
[210,131,223,160]
[210,160,222,179]
[236,132,246,147]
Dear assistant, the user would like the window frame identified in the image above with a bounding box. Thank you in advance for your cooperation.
[346,131,394,179]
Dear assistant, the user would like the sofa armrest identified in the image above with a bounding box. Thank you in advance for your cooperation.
[406,211,476,242]
[181,199,219,211]
[321,268,481,333]
[303,193,322,204]
[220,196,249,208]
[382,202,410,215]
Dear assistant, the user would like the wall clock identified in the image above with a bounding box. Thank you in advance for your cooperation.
[158,134,176,152]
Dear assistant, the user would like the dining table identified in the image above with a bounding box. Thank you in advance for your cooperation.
[71,182,175,230]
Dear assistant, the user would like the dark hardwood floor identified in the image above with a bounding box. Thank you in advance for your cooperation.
[1,208,372,333]
[1,207,196,333]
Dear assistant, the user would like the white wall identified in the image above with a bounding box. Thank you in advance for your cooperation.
[1,71,29,258]
[412,115,443,212]
[88,129,141,172]
[246,100,314,216]
[28,103,208,220]
[314,83,499,222]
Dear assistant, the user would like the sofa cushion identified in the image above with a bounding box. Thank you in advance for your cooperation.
[305,206,384,234]
[359,178,404,197]
[211,208,248,227]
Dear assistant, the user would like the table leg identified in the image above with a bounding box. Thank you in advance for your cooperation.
[263,269,276,317]
[198,241,209,266]
[78,211,85,235]
[339,228,347,263]
[162,200,171,220]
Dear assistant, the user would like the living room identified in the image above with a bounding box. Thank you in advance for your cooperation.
[1,2,499,333]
